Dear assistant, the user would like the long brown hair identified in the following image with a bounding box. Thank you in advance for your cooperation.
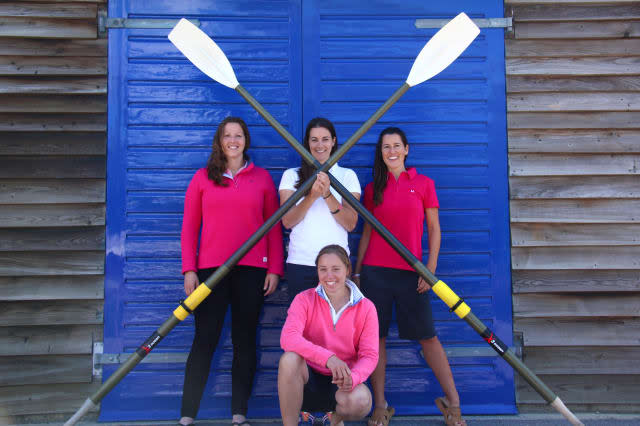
[206,117,251,186]
[373,127,409,206]
[294,117,338,193]
[315,244,352,275]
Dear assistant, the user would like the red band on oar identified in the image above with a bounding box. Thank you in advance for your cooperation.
[481,329,508,355]
[136,332,163,357]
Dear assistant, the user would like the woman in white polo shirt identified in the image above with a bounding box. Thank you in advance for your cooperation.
[279,117,361,303]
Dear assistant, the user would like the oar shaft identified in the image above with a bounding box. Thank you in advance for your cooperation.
[236,83,410,172]
[329,83,410,168]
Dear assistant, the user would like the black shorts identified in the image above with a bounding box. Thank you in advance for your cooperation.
[360,265,436,341]
[286,263,318,304]
[302,367,338,413]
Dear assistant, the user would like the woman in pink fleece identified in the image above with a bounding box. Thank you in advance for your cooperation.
[179,117,284,426]
[278,245,379,426]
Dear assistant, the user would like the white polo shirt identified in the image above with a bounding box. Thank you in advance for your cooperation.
[279,163,361,266]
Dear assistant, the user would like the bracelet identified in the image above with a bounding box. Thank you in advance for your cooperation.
[330,206,341,214]
[323,193,331,199]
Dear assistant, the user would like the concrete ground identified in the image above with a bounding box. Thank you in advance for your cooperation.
[8,413,640,426]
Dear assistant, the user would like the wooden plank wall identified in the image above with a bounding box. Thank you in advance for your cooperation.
[0,1,105,422]
[506,0,640,413]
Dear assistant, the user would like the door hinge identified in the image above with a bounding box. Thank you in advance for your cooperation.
[98,9,200,36]
[92,342,104,377]
[415,17,513,33]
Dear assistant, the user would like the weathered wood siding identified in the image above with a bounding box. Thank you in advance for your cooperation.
[506,0,640,412]
[0,1,105,421]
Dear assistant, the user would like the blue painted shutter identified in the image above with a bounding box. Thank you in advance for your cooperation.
[104,0,514,420]
[303,0,515,415]
[103,0,302,420]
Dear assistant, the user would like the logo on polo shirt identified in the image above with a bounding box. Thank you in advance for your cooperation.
[263,256,268,262]
[410,189,415,193]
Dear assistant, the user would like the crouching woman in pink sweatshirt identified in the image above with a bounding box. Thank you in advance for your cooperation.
[278,245,379,426]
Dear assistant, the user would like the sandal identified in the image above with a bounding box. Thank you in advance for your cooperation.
[367,404,395,426]
[435,397,467,426]
[299,411,316,424]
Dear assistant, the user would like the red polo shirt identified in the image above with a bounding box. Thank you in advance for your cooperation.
[362,167,439,271]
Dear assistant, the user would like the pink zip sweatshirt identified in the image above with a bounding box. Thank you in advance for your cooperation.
[181,165,284,276]
[280,282,379,391]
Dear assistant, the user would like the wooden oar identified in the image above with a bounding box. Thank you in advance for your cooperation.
[167,16,584,426]
[65,14,578,426]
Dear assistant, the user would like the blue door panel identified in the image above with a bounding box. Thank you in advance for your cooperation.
[105,0,514,420]
[305,0,514,415]
[103,0,303,420]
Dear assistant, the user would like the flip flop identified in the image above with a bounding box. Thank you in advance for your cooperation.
[367,405,395,426]
[435,397,467,426]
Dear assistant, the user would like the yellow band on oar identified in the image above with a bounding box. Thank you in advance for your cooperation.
[173,283,212,321]
[431,280,470,319]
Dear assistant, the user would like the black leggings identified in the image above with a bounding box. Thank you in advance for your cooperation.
[180,265,266,418]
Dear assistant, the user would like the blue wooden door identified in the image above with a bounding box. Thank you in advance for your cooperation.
[302,0,516,416]
[104,0,514,421]
[103,0,303,420]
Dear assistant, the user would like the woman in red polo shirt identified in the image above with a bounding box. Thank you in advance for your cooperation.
[354,127,466,426]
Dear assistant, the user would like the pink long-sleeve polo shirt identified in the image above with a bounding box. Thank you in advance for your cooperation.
[181,165,284,276]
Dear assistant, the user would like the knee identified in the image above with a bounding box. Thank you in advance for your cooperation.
[351,390,372,413]
[278,351,304,375]
[421,335,439,347]
[339,386,372,416]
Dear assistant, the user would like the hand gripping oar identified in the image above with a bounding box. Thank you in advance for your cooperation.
[169,16,584,426]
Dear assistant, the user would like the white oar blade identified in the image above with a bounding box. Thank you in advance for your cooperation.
[406,12,480,87]
[168,18,239,89]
